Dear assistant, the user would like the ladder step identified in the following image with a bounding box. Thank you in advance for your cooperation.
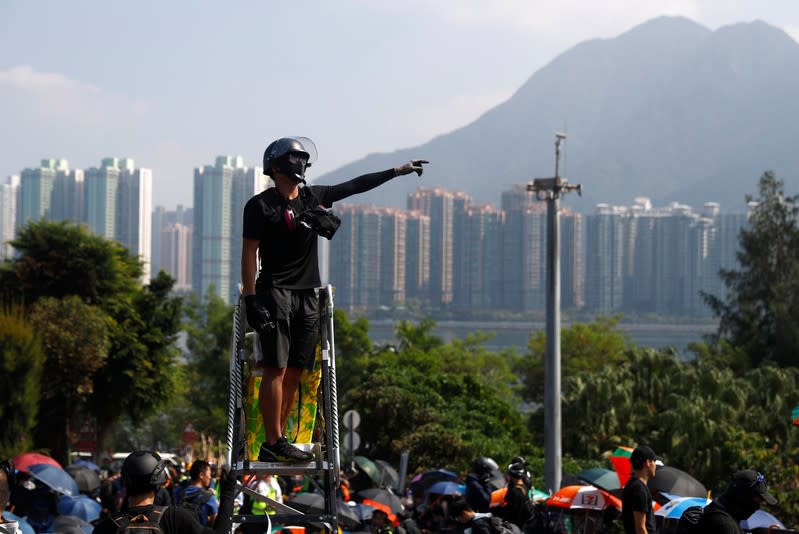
[232,460,330,476]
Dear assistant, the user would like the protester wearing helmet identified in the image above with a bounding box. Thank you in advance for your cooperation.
[693,469,777,534]
[465,456,499,513]
[242,135,427,462]
[496,459,533,530]
[93,451,235,534]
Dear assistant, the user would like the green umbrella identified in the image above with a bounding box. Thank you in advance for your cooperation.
[354,456,381,485]
[576,467,621,491]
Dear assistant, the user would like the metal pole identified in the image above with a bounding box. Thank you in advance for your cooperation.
[527,133,580,494]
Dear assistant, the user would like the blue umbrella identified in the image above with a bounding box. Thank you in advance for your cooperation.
[73,459,100,472]
[426,481,465,496]
[2,511,35,534]
[29,464,79,496]
[654,496,711,520]
[57,494,102,522]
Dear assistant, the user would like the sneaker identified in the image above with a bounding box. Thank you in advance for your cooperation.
[258,437,313,462]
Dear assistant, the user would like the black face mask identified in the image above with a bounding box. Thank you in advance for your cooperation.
[726,487,761,520]
[276,153,308,183]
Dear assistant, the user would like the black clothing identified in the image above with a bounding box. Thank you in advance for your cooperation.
[259,286,319,369]
[467,514,494,534]
[464,473,491,513]
[621,476,654,534]
[93,504,212,534]
[695,502,742,534]
[242,169,397,291]
[496,485,531,529]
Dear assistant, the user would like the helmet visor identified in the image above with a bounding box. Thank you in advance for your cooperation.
[287,136,317,165]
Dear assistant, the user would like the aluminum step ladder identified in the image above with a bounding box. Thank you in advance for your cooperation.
[225,285,341,533]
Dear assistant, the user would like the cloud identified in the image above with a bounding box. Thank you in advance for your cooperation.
[0,65,151,126]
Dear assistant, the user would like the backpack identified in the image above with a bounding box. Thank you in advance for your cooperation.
[111,505,167,534]
[489,515,521,534]
[675,505,704,534]
[179,488,214,523]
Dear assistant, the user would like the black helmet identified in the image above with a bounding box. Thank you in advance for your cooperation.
[263,136,318,182]
[507,461,532,488]
[471,456,499,477]
[121,451,168,495]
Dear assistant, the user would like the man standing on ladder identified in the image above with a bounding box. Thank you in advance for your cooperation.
[241,135,427,462]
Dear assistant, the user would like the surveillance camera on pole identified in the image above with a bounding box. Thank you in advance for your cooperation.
[526,132,582,493]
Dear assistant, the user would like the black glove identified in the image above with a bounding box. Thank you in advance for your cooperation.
[213,469,236,534]
[395,159,429,177]
[244,294,273,333]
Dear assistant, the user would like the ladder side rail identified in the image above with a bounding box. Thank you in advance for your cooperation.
[225,294,246,467]
[325,284,341,479]
[319,286,337,527]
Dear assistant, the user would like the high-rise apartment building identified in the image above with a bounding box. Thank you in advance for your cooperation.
[85,158,152,280]
[1,176,19,259]
[408,188,471,307]
[192,156,266,303]
[561,208,585,310]
[457,204,503,311]
[585,204,626,313]
[18,159,80,226]
[500,185,546,312]
[329,205,383,313]
[152,205,193,290]
[404,210,430,302]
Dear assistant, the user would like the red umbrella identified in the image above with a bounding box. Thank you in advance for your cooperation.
[13,452,61,473]
[609,446,633,487]
[546,485,621,512]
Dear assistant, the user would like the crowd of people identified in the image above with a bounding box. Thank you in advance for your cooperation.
[0,445,786,534]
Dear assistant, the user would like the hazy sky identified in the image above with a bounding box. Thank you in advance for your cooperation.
[2,1,798,209]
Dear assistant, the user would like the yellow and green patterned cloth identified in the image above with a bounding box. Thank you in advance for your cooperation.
[245,344,322,459]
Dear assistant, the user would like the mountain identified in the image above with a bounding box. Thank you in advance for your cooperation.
[314,16,799,213]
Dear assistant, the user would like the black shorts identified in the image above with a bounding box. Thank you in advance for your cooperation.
[257,287,319,370]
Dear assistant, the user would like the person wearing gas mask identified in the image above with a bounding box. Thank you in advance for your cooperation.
[693,469,777,534]
[242,136,427,463]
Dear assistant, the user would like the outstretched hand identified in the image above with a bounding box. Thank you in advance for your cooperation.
[395,159,429,177]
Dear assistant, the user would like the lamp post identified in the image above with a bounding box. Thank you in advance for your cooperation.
[527,133,581,493]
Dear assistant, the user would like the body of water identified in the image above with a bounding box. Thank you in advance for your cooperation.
[365,319,716,354]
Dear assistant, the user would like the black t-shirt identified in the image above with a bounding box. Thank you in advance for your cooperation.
[497,485,532,528]
[93,504,212,534]
[242,170,397,290]
[621,477,654,534]
[695,502,742,534]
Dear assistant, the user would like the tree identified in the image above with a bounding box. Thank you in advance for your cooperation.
[90,270,183,451]
[340,316,530,473]
[517,315,631,404]
[0,221,183,455]
[0,305,43,458]
[29,296,108,465]
[182,288,234,440]
[703,171,799,369]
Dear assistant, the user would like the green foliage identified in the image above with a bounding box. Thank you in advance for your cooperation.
[340,317,530,474]
[29,296,109,402]
[181,289,234,439]
[560,347,799,513]
[518,315,631,404]
[28,296,109,463]
[0,220,183,455]
[0,220,141,310]
[90,270,183,431]
[704,171,799,369]
[0,306,43,458]
[333,309,374,394]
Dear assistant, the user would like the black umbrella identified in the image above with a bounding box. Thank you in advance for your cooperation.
[409,468,458,495]
[648,466,706,504]
[374,459,400,489]
[65,465,101,494]
[357,488,405,513]
[288,492,362,529]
